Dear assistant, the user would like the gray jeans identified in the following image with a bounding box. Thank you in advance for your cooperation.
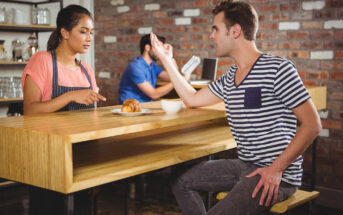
[170,159,297,215]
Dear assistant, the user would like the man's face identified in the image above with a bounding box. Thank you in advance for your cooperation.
[148,46,158,62]
[209,12,233,57]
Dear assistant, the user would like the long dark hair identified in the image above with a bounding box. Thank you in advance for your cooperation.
[47,5,92,51]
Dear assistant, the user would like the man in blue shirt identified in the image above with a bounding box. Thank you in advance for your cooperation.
[118,34,175,104]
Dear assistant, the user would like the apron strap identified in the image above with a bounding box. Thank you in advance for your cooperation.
[51,49,59,98]
[78,60,93,90]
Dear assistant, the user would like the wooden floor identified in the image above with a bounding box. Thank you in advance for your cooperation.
[1,176,342,215]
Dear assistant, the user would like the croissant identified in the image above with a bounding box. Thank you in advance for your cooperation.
[121,99,141,112]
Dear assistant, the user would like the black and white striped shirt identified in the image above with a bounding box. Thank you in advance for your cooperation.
[209,53,310,186]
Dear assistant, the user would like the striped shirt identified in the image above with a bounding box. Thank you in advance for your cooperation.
[208,53,310,186]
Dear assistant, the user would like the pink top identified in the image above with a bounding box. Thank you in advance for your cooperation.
[22,51,99,102]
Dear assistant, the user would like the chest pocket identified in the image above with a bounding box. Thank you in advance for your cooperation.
[244,87,262,109]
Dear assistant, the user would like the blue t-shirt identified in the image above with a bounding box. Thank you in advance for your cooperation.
[209,53,310,186]
[118,56,163,104]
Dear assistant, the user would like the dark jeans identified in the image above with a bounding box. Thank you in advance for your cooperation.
[171,159,297,215]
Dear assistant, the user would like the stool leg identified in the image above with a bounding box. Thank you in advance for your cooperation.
[124,180,130,215]
[206,191,213,211]
[206,155,214,211]
[63,194,74,215]
[89,187,99,215]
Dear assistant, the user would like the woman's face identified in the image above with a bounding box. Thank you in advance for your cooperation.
[63,15,94,54]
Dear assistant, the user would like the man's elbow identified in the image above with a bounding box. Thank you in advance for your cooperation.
[150,94,161,100]
[182,100,198,108]
[314,120,322,136]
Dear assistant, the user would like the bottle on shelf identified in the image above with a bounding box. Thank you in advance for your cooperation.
[0,7,5,23]
[0,39,7,61]
[11,39,23,62]
[27,33,38,58]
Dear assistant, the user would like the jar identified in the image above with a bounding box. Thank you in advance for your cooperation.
[42,8,51,25]
[36,8,50,25]
[0,7,5,23]
[31,7,37,25]
[12,39,23,62]
[27,33,38,58]
[0,40,6,61]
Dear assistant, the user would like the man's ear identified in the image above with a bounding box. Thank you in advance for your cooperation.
[145,44,151,52]
[232,24,242,39]
[61,28,70,40]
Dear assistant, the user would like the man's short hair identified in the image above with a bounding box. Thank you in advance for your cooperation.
[140,34,166,55]
[212,0,258,41]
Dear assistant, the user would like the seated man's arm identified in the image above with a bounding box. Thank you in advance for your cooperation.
[247,99,321,206]
[158,70,171,82]
[137,81,173,100]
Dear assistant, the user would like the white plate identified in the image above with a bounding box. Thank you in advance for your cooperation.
[110,108,152,117]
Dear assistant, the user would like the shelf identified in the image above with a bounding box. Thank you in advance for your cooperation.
[0,23,56,32]
[0,1,61,5]
[0,98,23,102]
[0,61,28,66]
[71,120,235,192]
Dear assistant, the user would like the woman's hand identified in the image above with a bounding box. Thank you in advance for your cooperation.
[70,89,106,105]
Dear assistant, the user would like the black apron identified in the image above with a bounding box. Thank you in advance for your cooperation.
[51,49,94,112]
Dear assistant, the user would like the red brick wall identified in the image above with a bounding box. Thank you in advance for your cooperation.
[94,0,343,191]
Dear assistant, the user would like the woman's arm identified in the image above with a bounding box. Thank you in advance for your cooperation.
[23,76,106,115]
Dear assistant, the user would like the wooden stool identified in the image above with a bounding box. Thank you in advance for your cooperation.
[216,189,320,214]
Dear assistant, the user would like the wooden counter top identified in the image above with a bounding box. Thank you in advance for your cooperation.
[0,102,226,144]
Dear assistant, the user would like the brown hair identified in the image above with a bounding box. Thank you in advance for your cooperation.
[212,0,258,41]
[47,5,92,51]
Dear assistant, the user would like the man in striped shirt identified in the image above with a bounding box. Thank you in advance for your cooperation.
[150,0,321,214]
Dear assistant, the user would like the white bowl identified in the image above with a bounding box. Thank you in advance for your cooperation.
[161,99,183,114]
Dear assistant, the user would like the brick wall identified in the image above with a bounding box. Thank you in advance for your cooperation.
[94,0,343,192]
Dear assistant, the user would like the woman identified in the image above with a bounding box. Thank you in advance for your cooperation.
[22,4,105,115]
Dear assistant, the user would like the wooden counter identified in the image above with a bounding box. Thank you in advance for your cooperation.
[0,102,232,194]
[0,84,326,194]
[306,86,326,111]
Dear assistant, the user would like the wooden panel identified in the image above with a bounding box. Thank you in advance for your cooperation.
[306,86,326,111]
[0,127,72,193]
[0,23,56,32]
[70,119,235,193]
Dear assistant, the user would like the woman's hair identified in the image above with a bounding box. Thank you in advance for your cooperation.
[47,4,92,51]
[212,0,258,41]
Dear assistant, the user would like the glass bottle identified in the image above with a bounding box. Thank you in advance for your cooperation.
[12,39,23,62]
[31,7,37,25]
[0,40,6,61]
[27,33,38,58]
[0,7,5,23]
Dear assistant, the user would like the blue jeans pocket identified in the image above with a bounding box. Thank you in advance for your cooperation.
[244,87,261,109]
